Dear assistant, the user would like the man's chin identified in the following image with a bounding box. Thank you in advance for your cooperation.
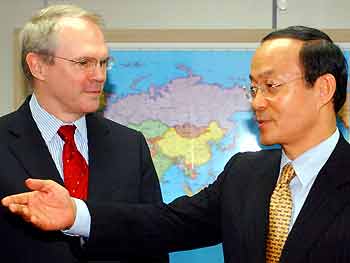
[258,136,277,146]
[81,102,100,114]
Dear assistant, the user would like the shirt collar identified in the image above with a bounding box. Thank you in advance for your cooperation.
[29,93,88,144]
[280,129,339,187]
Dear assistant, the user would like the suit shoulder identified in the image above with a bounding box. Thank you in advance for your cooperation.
[225,149,281,169]
[0,111,20,133]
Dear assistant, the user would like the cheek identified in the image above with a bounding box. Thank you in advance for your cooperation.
[67,76,88,94]
[273,89,303,116]
[276,93,316,132]
[50,69,81,91]
[269,96,291,120]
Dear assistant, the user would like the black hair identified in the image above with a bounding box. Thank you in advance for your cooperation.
[262,25,348,113]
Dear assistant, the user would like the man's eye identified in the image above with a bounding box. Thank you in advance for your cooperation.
[100,59,108,67]
[265,83,279,93]
[250,86,258,95]
[265,83,275,88]
[77,60,89,66]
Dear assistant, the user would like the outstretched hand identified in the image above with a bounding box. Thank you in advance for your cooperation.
[1,178,76,231]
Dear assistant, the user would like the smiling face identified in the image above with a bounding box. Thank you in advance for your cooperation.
[250,38,331,158]
[33,17,108,122]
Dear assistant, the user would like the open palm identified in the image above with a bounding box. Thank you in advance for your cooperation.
[2,179,76,231]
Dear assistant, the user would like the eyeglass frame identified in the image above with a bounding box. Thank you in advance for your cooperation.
[39,53,115,73]
[245,75,304,102]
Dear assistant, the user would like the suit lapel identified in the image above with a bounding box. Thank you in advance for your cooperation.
[85,113,112,199]
[7,98,63,184]
[281,136,350,263]
[246,150,282,262]
[9,102,115,197]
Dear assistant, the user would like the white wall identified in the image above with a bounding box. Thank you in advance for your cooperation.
[1,0,44,115]
[1,0,350,116]
[47,0,273,29]
[278,0,350,28]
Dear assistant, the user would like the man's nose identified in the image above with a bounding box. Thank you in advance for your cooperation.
[91,65,106,82]
[251,90,268,111]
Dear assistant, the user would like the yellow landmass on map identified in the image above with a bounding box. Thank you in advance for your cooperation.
[156,121,225,167]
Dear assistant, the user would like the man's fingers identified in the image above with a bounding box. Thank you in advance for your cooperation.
[2,179,51,207]
[2,179,73,231]
[8,204,41,226]
[8,203,29,215]
[14,205,33,223]
[2,193,29,207]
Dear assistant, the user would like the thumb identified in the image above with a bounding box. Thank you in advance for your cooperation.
[25,178,50,192]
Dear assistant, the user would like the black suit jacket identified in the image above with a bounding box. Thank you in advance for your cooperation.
[86,134,350,263]
[0,97,168,263]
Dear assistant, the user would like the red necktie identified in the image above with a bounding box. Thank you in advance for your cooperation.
[58,125,89,200]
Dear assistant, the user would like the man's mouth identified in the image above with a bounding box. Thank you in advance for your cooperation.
[256,118,271,128]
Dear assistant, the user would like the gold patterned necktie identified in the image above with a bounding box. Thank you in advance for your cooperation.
[266,163,296,263]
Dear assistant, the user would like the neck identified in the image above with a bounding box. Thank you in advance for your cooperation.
[33,90,84,123]
[283,130,337,160]
[281,114,337,160]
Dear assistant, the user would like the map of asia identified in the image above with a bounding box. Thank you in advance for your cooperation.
[103,47,349,263]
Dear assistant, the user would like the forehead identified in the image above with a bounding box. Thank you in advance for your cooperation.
[250,38,304,80]
[54,17,107,57]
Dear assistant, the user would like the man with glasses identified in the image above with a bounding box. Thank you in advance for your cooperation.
[0,4,168,263]
[3,26,350,262]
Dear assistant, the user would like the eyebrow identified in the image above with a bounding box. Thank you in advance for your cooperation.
[74,56,110,60]
[249,70,274,82]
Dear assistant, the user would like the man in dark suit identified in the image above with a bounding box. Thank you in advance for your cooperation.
[0,4,168,263]
[3,26,349,262]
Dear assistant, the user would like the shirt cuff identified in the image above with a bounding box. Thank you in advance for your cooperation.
[62,198,91,238]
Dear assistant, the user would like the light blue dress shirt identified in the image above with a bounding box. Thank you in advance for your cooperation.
[279,129,339,232]
[29,93,91,237]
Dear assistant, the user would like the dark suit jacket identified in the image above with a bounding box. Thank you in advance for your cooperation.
[0,97,168,263]
[86,134,350,263]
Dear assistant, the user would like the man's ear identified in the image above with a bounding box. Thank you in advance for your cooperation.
[25,52,49,81]
[315,73,336,108]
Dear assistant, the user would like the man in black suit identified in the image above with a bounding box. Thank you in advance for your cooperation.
[3,26,350,262]
[0,4,168,263]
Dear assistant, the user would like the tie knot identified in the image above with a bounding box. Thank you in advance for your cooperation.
[280,163,296,185]
[58,125,76,143]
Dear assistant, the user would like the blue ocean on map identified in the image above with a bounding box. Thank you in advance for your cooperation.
[106,50,254,98]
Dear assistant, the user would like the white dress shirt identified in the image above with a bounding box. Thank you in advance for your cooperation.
[29,93,91,237]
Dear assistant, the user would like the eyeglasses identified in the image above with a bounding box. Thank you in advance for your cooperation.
[245,75,303,102]
[52,55,115,73]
